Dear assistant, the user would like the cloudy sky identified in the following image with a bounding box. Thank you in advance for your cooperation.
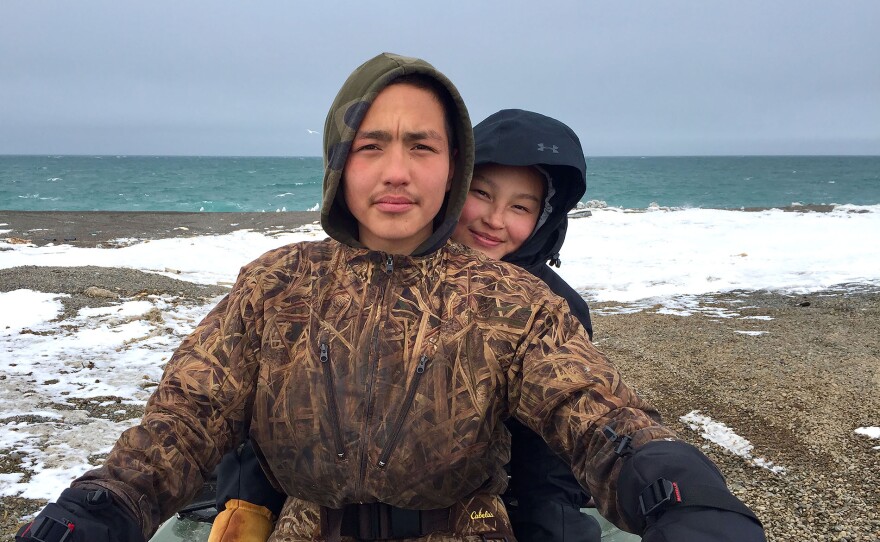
[2,1,878,157]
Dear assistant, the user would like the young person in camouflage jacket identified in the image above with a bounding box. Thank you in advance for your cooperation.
[206,109,605,542]
[17,53,764,542]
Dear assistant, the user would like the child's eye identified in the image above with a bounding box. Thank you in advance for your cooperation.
[470,189,490,199]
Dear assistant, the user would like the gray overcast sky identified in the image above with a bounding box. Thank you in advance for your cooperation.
[2,1,878,157]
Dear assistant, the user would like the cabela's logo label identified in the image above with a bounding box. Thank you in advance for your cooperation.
[470,509,495,520]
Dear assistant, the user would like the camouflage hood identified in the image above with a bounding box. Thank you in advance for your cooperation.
[320,52,475,256]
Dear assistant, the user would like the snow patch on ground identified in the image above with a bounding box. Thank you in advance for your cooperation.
[681,410,786,474]
[854,426,880,450]
[0,291,220,500]
[0,290,67,332]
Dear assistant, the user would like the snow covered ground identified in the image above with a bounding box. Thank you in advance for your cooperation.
[1,206,879,501]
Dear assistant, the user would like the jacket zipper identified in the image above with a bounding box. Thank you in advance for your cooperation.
[358,326,380,485]
[377,354,429,468]
[357,254,394,494]
[319,340,346,459]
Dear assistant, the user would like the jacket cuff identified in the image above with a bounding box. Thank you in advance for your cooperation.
[616,440,764,537]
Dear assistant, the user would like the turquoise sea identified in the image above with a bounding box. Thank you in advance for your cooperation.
[1,155,879,212]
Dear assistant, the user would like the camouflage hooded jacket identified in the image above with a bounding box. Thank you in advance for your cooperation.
[72,53,675,538]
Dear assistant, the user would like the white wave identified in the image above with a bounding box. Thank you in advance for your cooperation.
[557,205,880,303]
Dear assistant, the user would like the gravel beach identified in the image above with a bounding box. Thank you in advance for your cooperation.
[1,212,878,541]
[0,210,321,248]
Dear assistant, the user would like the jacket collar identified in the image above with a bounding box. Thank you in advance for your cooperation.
[337,241,446,287]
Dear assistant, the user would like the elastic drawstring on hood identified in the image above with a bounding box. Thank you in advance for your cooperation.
[473,109,587,270]
[319,52,475,256]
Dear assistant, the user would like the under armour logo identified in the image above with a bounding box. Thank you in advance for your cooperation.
[537,143,559,153]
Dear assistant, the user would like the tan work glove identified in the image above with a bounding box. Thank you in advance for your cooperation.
[208,499,275,542]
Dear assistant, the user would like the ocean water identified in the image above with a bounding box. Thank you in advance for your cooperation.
[1,155,879,212]
[0,156,325,213]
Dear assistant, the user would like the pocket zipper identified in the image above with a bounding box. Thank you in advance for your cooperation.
[377,354,429,468]
[320,341,346,459]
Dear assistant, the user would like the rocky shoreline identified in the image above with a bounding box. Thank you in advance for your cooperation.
[0,210,322,248]
[594,288,880,541]
[1,212,878,541]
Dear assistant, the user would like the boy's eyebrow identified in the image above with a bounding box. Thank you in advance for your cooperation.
[355,129,445,142]
[403,130,445,142]
[356,130,392,142]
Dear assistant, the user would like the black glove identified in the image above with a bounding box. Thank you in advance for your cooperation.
[15,488,144,542]
[215,439,286,517]
[617,439,766,541]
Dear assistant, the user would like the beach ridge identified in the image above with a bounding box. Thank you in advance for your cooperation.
[0,211,322,248]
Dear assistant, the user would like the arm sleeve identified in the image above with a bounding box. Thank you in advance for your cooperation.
[534,265,593,340]
[511,304,765,540]
[71,261,267,539]
[509,303,674,532]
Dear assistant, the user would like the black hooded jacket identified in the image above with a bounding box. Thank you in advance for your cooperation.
[474,109,592,339]
[474,109,602,542]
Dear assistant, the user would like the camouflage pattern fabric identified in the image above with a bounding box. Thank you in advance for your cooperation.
[73,238,673,539]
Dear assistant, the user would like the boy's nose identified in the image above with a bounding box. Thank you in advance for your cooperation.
[383,146,410,186]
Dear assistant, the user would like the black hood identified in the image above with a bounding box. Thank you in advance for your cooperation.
[473,109,586,270]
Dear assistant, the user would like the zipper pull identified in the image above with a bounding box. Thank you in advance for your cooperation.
[602,425,634,457]
[416,354,428,373]
[385,254,393,274]
[320,342,328,363]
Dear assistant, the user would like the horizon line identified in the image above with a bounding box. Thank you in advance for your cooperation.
[3,153,880,159]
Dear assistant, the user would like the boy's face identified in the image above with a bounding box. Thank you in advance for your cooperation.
[452,163,544,260]
[342,83,454,255]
